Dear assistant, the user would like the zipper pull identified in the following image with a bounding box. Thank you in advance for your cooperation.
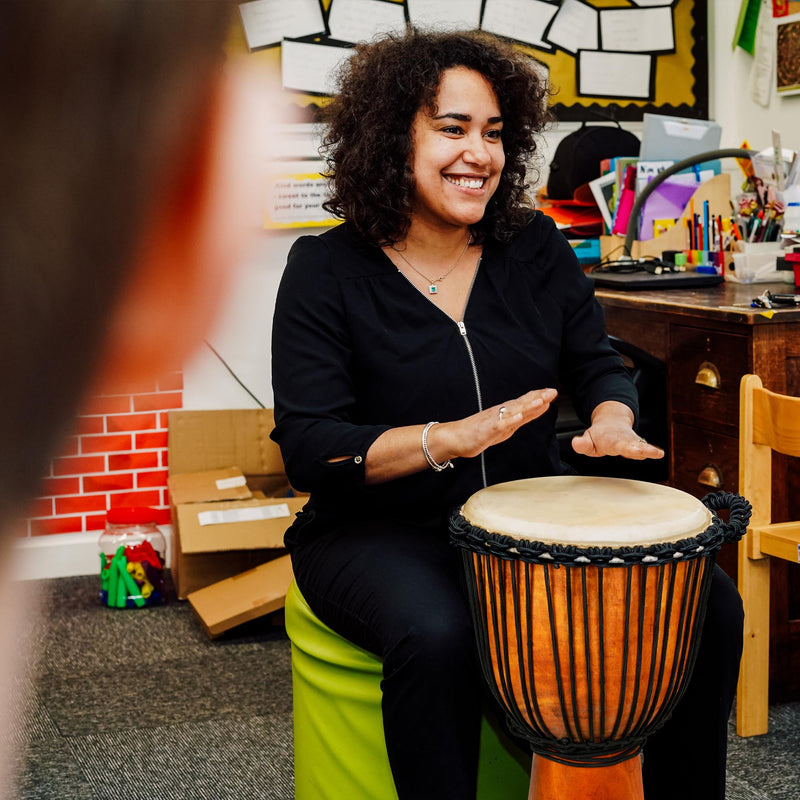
[458,321,467,336]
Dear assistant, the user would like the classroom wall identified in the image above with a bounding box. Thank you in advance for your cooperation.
[17,1,799,579]
[709,2,800,150]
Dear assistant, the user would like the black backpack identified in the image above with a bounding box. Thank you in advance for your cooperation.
[547,123,641,200]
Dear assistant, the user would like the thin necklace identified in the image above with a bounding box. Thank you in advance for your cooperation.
[393,233,472,295]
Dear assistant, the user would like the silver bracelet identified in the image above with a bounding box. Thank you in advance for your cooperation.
[422,421,453,472]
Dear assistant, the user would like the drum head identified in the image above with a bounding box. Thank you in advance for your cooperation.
[460,476,712,547]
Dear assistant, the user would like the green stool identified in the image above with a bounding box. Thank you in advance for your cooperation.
[284,579,530,799]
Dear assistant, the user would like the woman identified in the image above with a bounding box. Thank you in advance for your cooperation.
[271,29,741,800]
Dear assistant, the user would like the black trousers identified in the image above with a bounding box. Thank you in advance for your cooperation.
[291,519,743,800]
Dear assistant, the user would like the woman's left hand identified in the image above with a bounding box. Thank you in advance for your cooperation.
[571,400,664,461]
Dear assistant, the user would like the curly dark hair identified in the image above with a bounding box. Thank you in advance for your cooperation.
[321,29,552,246]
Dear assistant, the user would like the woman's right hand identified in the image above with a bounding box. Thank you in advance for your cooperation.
[431,388,558,460]
[364,388,557,484]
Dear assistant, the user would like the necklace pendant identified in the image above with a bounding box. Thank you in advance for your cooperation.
[428,284,438,294]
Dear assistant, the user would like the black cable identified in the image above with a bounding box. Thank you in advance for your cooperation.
[623,147,755,257]
[202,339,266,408]
[584,242,669,275]
[590,255,674,275]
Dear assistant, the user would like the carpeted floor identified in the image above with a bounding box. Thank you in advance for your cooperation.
[11,574,800,799]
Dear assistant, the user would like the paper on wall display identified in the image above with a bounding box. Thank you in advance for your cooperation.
[752,9,774,106]
[327,0,407,43]
[599,7,675,53]
[281,38,356,95]
[628,0,677,6]
[776,13,800,96]
[545,0,599,54]
[481,0,558,49]
[405,0,482,32]
[733,0,762,55]
[578,51,654,100]
[238,0,326,50]
[266,172,333,228]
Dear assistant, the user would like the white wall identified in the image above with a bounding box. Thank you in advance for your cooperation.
[182,227,306,411]
[709,1,800,151]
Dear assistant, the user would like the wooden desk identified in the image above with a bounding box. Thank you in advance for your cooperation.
[595,280,800,701]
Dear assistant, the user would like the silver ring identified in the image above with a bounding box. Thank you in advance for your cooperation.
[498,406,507,420]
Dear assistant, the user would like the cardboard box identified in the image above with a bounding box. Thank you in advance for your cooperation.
[167,466,253,505]
[175,494,300,554]
[187,554,294,638]
[167,410,305,618]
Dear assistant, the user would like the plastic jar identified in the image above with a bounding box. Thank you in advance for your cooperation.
[783,202,800,236]
[99,507,166,608]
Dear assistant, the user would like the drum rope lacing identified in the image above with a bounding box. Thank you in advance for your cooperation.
[449,491,751,766]
[449,492,751,568]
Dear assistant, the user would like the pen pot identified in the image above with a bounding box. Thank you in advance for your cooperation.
[99,507,166,609]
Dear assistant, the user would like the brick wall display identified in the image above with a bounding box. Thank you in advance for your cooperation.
[25,371,183,537]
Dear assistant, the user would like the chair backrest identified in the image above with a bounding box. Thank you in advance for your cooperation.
[739,375,800,528]
[751,386,800,457]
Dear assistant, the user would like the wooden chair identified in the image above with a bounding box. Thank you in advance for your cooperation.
[737,374,800,737]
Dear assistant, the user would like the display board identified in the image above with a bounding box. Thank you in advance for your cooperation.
[231,0,708,122]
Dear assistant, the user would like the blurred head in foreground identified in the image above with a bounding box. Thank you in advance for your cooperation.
[0,0,278,793]
[0,0,272,530]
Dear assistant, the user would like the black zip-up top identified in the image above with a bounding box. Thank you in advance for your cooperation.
[271,212,638,543]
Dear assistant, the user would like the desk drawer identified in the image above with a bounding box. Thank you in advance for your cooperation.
[672,422,740,579]
[669,325,749,425]
[672,422,738,497]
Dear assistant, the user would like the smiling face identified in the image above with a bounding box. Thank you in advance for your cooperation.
[408,67,505,234]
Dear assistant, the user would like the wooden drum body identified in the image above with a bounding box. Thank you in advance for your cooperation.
[450,476,750,800]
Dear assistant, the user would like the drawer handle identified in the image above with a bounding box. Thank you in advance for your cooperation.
[695,361,721,389]
[697,464,722,489]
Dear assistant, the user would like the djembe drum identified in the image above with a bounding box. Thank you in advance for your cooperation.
[450,476,750,800]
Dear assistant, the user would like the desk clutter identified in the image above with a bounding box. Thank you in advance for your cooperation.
[542,114,800,291]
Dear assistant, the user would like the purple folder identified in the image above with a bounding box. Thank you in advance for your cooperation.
[639,178,698,241]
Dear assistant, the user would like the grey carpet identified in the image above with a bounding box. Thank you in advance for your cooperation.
[12,574,800,799]
[15,575,293,800]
